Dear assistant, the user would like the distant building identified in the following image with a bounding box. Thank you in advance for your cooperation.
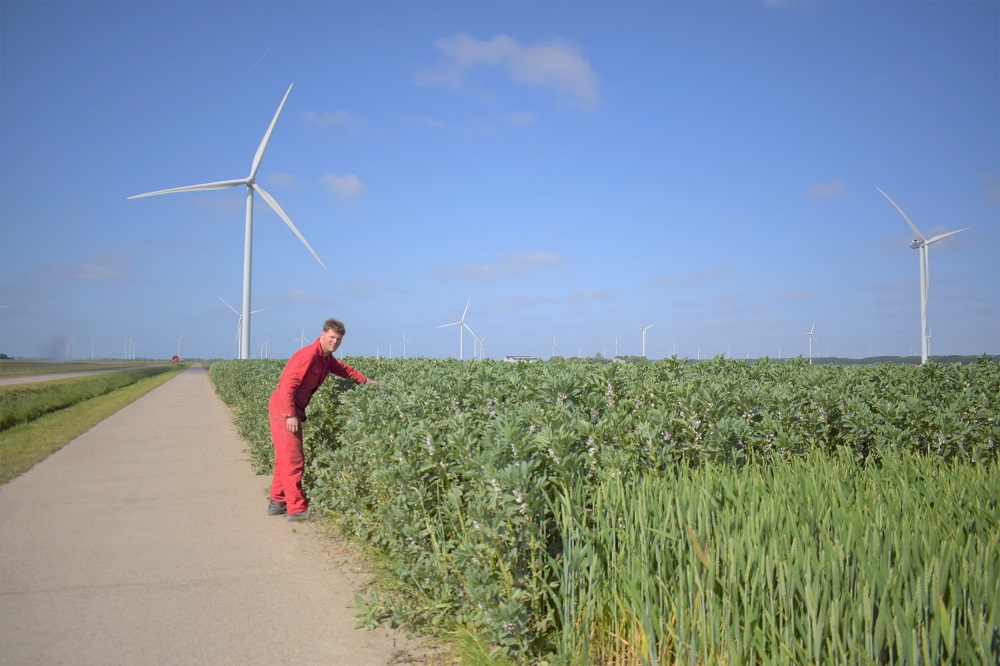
[503,355,540,363]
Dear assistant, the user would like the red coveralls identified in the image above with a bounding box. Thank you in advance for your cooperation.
[267,338,367,515]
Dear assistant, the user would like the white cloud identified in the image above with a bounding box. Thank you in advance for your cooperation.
[321,173,366,200]
[267,172,295,187]
[770,288,818,300]
[807,180,845,200]
[506,111,538,126]
[302,109,366,133]
[287,288,329,305]
[569,288,618,303]
[341,279,399,299]
[435,250,564,282]
[416,33,600,111]
[60,252,137,284]
[652,263,728,288]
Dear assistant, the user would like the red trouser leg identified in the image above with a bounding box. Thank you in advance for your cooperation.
[268,409,307,514]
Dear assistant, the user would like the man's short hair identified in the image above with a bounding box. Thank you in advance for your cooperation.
[323,318,346,336]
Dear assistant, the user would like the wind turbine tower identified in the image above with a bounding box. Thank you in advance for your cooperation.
[129,84,326,360]
[437,299,471,360]
[877,188,969,365]
[804,322,819,365]
[172,334,185,358]
[640,324,654,358]
[220,297,268,358]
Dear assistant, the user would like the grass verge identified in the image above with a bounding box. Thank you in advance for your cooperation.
[0,368,183,485]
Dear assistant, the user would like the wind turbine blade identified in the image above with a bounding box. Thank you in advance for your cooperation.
[926,227,970,245]
[218,296,240,316]
[436,321,461,329]
[253,183,327,270]
[463,322,477,338]
[461,298,471,322]
[128,179,247,199]
[249,84,293,180]
[876,187,925,241]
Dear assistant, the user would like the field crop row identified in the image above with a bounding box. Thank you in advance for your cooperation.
[210,357,999,664]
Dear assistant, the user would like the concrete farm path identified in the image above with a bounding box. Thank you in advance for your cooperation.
[0,365,441,665]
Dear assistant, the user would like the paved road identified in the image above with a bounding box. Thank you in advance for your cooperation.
[0,366,438,665]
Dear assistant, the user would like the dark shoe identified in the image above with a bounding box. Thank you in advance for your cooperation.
[268,500,287,516]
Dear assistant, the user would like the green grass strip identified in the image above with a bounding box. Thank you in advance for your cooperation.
[0,360,163,377]
[0,367,183,484]
[0,366,176,430]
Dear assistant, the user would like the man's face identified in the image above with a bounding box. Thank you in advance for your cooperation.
[319,329,342,355]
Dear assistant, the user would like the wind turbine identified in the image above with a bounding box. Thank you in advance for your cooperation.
[804,322,819,365]
[402,331,411,359]
[437,299,471,359]
[552,335,560,358]
[466,325,481,360]
[91,335,98,361]
[171,334,185,358]
[640,323,654,358]
[129,84,326,360]
[219,297,267,357]
[295,329,308,348]
[478,336,488,361]
[876,188,970,365]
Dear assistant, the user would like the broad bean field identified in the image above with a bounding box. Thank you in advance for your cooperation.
[210,357,999,665]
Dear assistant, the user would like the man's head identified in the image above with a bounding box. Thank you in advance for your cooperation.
[319,318,346,356]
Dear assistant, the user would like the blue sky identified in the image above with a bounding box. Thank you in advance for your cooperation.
[1,0,997,362]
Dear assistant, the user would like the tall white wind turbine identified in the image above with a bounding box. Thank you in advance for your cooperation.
[804,322,819,365]
[129,84,326,360]
[877,188,969,365]
[640,323,654,358]
[552,335,560,358]
[402,331,411,359]
[219,297,268,357]
[171,334,185,358]
[437,299,471,360]
[295,329,308,349]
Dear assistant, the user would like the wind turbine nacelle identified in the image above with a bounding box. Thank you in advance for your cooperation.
[909,239,923,249]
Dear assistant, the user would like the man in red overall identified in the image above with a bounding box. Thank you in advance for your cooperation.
[267,318,381,521]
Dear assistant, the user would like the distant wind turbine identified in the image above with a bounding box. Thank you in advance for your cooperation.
[877,188,970,365]
[295,329,308,348]
[640,323,654,358]
[91,334,99,361]
[466,325,482,360]
[220,297,268,357]
[402,331,411,359]
[129,84,326,360]
[552,335,560,358]
[171,334,185,358]
[804,322,819,365]
[437,299,471,359]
